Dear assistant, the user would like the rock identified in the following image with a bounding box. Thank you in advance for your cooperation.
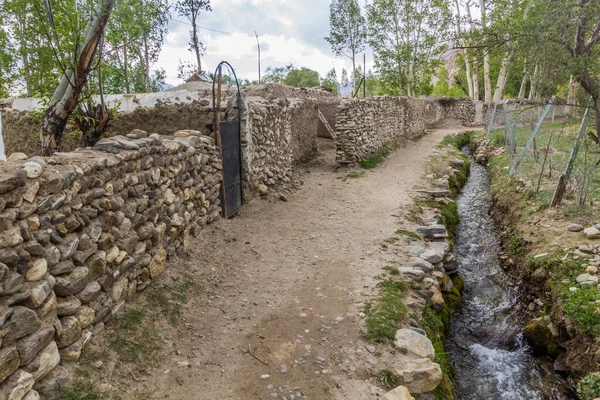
[22,390,40,400]
[3,307,41,345]
[23,163,43,179]
[25,259,47,282]
[568,224,584,232]
[576,273,599,285]
[0,346,20,384]
[381,386,415,400]
[49,260,75,276]
[420,249,444,264]
[0,369,35,400]
[16,328,54,366]
[398,268,425,282]
[394,329,435,361]
[0,170,27,196]
[56,297,81,316]
[23,281,53,308]
[58,235,79,261]
[24,341,59,381]
[74,306,95,329]
[587,265,598,274]
[58,332,91,362]
[394,358,442,394]
[0,227,23,249]
[32,365,70,399]
[411,259,434,273]
[428,286,445,312]
[55,317,81,349]
[415,225,447,239]
[524,319,560,357]
[111,278,128,302]
[7,153,28,162]
[584,227,600,239]
[148,247,166,279]
[531,267,548,283]
[54,267,89,296]
[76,281,101,303]
[259,184,268,195]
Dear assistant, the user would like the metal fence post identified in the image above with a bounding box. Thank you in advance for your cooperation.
[510,97,555,176]
[486,104,497,138]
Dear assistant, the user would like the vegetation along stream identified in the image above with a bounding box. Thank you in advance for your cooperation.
[446,151,572,399]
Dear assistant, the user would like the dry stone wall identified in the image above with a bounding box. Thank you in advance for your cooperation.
[335,96,427,164]
[0,129,222,399]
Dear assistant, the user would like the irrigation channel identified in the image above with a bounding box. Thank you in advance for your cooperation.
[446,150,573,399]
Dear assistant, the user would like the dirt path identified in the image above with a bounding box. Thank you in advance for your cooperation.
[110,128,469,399]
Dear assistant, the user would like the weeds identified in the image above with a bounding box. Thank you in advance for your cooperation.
[359,150,389,169]
[345,170,365,180]
[147,277,194,325]
[383,265,400,275]
[376,369,399,389]
[61,380,105,400]
[578,373,600,400]
[384,237,399,244]
[395,229,422,241]
[363,280,408,342]
[108,309,161,363]
[422,307,456,400]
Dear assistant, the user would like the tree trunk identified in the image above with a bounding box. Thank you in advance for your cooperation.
[493,54,510,102]
[455,0,473,99]
[352,50,356,92]
[480,0,492,103]
[124,44,130,94]
[143,35,151,92]
[518,65,528,99]
[465,0,479,100]
[528,64,538,101]
[40,0,116,156]
[566,75,577,114]
[192,23,202,75]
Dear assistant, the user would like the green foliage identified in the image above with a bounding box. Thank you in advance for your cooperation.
[376,369,399,389]
[262,65,293,84]
[359,151,389,169]
[363,280,408,342]
[578,373,600,400]
[321,68,339,93]
[432,66,467,99]
[395,229,423,241]
[366,0,452,96]
[147,277,194,325]
[422,307,455,400]
[383,265,400,275]
[284,67,320,88]
[508,234,524,255]
[108,309,161,363]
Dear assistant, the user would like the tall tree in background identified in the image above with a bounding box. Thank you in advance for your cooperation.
[284,67,320,88]
[322,68,340,93]
[40,0,116,155]
[325,0,366,87]
[341,68,349,87]
[262,65,293,84]
[0,2,17,97]
[367,0,452,96]
[175,0,212,76]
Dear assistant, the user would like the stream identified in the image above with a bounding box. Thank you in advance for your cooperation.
[446,152,573,399]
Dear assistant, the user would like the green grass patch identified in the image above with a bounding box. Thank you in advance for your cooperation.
[384,237,400,244]
[440,130,476,149]
[578,373,600,400]
[363,280,409,342]
[359,150,389,169]
[422,307,456,400]
[508,234,524,255]
[147,277,194,325]
[383,265,400,275]
[108,309,161,363]
[61,380,105,400]
[376,369,400,390]
[345,170,365,179]
[395,229,423,241]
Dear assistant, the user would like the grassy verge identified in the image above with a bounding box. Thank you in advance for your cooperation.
[362,280,409,342]
[359,150,390,169]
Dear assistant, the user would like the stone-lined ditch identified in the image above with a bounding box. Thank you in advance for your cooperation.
[447,148,572,399]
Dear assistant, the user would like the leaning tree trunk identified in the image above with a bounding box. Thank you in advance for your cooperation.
[40,0,116,156]
[494,53,511,103]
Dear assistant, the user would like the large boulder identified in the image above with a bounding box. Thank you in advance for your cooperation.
[381,385,414,400]
[394,358,442,394]
[394,329,435,361]
[524,318,560,358]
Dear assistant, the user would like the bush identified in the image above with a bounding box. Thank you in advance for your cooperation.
[578,373,600,400]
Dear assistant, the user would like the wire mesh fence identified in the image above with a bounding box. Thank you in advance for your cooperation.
[484,99,598,215]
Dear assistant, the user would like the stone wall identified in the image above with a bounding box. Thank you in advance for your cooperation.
[0,130,222,398]
[335,96,427,164]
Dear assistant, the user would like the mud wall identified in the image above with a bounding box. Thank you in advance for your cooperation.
[335,96,427,164]
[0,130,222,398]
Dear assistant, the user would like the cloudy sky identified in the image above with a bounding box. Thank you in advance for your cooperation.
[156,0,374,86]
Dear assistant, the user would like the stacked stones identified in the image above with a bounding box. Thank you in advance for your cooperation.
[334,97,427,164]
[0,129,222,399]
[288,99,318,165]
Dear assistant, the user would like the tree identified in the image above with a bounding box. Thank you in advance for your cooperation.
[322,68,340,93]
[325,0,366,87]
[0,2,17,97]
[175,0,212,76]
[262,65,293,84]
[284,68,321,88]
[341,68,349,87]
[367,0,452,96]
[40,0,117,155]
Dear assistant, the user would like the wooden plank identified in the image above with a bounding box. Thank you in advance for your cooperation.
[317,109,336,140]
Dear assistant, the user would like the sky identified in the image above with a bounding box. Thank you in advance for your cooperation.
[156,0,375,86]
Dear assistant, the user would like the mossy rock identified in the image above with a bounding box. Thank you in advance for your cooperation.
[444,286,463,313]
[433,373,456,400]
[524,319,560,358]
[451,275,465,293]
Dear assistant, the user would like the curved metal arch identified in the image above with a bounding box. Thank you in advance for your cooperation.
[211,61,244,217]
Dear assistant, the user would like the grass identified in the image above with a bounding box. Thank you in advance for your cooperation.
[108,309,161,363]
[383,265,400,275]
[422,307,456,400]
[359,150,389,169]
[383,237,399,244]
[345,170,365,180]
[376,369,399,389]
[362,280,409,342]
[61,380,105,400]
[440,130,476,149]
[578,373,600,400]
[395,229,423,241]
[146,277,194,325]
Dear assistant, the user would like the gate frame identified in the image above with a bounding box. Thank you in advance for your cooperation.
[212,61,243,218]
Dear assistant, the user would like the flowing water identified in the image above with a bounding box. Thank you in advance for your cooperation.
[447,153,573,400]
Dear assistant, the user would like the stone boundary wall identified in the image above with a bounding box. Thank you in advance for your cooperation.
[335,96,427,164]
[0,130,222,398]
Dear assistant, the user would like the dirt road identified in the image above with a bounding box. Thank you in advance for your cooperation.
[105,128,468,400]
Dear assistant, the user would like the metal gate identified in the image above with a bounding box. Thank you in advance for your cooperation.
[220,121,242,217]
[212,61,243,218]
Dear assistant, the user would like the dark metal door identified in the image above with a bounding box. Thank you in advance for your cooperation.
[220,121,242,217]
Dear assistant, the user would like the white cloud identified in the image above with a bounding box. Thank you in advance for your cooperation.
[156,0,375,86]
